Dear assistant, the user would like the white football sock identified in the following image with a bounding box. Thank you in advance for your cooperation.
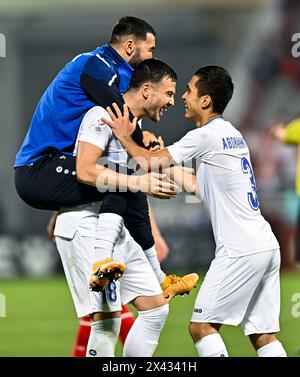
[195,333,229,357]
[257,340,287,357]
[86,318,121,357]
[95,213,124,261]
[143,246,166,284]
[123,304,169,357]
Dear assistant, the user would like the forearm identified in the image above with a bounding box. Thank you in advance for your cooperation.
[77,163,138,192]
[149,203,162,239]
[164,166,197,195]
[120,135,174,171]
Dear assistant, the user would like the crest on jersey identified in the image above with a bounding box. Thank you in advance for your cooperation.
[91,116,106,134]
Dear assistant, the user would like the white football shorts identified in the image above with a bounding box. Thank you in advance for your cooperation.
[191,248,281,336]
[56,226,162,318]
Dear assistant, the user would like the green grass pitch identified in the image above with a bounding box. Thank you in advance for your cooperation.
[0,271,299,357]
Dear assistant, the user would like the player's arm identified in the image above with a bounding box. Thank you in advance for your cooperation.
[81,56,145,147]
[81,55,125,110]
[142,131,164,151]
[76,107,177,197]
[76,141,133,190]
[76,142,176,198]
[164,166,197,196]
[148,203,169,262]
[270,119,300,144]
[103,103,176,171]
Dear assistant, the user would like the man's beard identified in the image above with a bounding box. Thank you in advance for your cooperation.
[129,51,143,68]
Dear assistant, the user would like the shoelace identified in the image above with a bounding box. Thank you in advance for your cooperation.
[168,274,183,284]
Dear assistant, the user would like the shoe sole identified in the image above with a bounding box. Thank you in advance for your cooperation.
[89,262,125,292]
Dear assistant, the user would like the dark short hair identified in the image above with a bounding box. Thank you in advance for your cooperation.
[128,59,177,90]
[110,16,156,44]
[194,66,234,114]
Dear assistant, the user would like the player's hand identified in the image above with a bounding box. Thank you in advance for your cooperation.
[132,172,179,199]
[103,103,137,139]
[268,123,287,142]
[142,131,164,151]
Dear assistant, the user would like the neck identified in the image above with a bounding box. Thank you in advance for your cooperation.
[109,43,129,63]
[195,112,222,128]
[123,91,144,119]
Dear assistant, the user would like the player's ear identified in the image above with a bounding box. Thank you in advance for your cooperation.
[201,95,212,109]
[124,38,136,56]
[141,83,152,100]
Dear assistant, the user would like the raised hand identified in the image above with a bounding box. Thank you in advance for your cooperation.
[142,131,165,151]
[268,123,286,142]
[102,103,137,140]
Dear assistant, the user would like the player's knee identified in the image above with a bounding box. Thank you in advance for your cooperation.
[189,322,219,343]
[189,322,201,342]
[139,303,169,330]
[90,311,121,322]
[133,294,166,311]
[249,333,278,350]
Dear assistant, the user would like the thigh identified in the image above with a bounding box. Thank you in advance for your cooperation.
[56,232,121,318]
[191,251,272,326]
[132,294,166,311]
[241,249,281,336]
[15,154,104,210]
[114,228,162,305]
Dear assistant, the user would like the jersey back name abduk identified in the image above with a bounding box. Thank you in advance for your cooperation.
[222,136,246,150]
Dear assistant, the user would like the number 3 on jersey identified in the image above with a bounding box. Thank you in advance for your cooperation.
[241,157,259,211]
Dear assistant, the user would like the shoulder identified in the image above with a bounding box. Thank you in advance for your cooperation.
[81,106,111,130]
[82,53,116,79]
[83,105,108,120]
[188,125,216,144]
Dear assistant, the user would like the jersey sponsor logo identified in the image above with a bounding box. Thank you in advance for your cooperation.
[222,137,246,150]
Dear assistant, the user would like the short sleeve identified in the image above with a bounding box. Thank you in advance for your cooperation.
[167,127,215,164]
[78,106,113,151]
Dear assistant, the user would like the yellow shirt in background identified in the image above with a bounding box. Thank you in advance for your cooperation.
[284,118,300,196]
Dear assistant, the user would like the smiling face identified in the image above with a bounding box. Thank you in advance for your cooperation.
[143,77,176,122]
[181,75,204,124]
[128,33,156,68]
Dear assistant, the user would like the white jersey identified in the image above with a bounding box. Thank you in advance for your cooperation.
[54,106,131,238]
[74,106,128,167]
[167,117,279,257]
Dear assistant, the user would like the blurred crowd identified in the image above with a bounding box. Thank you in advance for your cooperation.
[241,0,300,268]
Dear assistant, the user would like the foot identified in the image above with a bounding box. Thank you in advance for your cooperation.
[161,273,199,303]
[89,258,125,292]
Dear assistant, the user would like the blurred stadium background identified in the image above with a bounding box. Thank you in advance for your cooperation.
[0,0,300,356]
